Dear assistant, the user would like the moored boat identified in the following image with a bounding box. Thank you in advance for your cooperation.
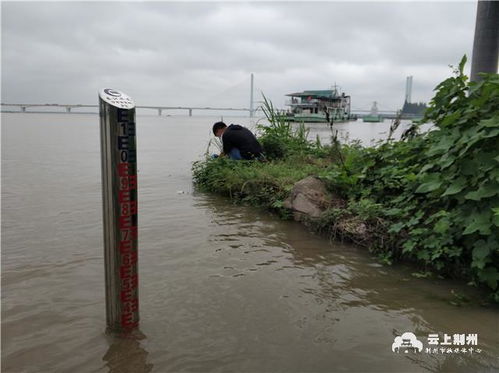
[279,85,353,123]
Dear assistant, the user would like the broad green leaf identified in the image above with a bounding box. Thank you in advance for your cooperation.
[478,266,499,290]
[415,173,443,193]
[427,136,455,156]
[463,211,492,235]
[460,159,480,176]
[405,172,417,182]
[440,112,460,127]
[464,183,499,201]
[416,180,442,193]
[493,212,499,227]
[472,245,491,269]
[441,177,467,196]
[420,163,435,173]
[475,243,494,259]
[474,151,498,172]
[389,222,405,233]
[402,240,417,253]
[434,217,450,234]
[416,249,430,261]
[479,116,499,128]
[385,208,403,217]
[480,128,499,139]
[410,228,426,236]
[491,168,499,183]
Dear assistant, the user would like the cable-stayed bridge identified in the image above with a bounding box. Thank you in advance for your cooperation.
[1,75,259,116]
[2,74,416,119]
[0,103,255,116]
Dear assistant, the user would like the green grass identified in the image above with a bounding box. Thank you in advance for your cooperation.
[193,154,332,214]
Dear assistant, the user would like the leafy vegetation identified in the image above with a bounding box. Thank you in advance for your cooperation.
[193,57,499,301]
[257,94,316,160]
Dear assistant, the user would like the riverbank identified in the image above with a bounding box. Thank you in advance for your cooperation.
[193,59,499,303]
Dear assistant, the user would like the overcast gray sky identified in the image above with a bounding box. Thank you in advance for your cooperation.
[2,1,477,111]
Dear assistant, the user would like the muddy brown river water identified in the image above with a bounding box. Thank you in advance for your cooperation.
[2,113,498,372]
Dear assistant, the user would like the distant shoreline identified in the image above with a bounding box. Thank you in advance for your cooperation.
[1,111,251,118]
[1,110,98,115]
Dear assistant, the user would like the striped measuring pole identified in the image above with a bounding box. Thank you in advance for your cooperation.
[99,88,139,333]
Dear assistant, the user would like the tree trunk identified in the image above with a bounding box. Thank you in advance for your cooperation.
[470,1,499,82]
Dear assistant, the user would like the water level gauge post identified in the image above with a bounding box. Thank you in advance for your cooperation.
[98,88,139,334]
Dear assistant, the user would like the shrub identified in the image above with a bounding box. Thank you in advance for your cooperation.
[326,57,499,300]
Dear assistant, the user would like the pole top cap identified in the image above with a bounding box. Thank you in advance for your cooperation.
[99,88,135,109]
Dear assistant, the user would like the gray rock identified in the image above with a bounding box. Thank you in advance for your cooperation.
[283,176,332,219]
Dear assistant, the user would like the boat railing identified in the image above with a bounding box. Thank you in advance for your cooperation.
[286,99,321,106]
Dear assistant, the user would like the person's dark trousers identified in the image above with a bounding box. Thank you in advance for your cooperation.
[228,148,243,160]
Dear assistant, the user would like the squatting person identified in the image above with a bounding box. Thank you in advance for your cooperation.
[212,121,264,160]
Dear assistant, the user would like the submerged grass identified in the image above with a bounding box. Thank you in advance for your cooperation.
[193,57,499,302]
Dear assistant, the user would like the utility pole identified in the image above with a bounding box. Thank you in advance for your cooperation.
[249,73,254,118]
[405,76,413,104]
[470,1,499,82]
